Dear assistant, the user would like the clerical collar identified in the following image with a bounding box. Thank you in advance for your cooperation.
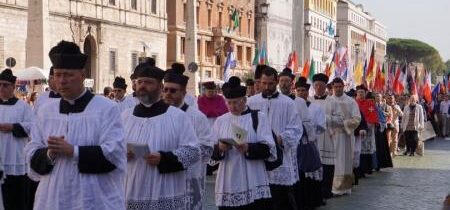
[0,97,18,105]
[284,92,295,100]
[180,103,189,112]
[314,95,327,100]
[133,100,170,118]
[240,106,254,115]
[49,90,61,98]
[306,101,311,107]
[262,91,280,99]
[59,90,94,114]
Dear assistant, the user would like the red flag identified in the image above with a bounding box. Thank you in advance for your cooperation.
[286,51,299,74]
[374,63,385,93]
[423,71,432,103]
[393,64,406,95]
[366,46,375,82]
[301,60,310,78]
[357,99,378,124]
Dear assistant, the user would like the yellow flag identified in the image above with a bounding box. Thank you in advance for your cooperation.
[354,61,363,85]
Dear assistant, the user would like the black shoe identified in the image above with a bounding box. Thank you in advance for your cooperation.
[409,153,415,156]
[403,151,408,156]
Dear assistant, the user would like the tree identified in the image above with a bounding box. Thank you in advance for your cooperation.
[387,38,445,76]
[446,59,450,72]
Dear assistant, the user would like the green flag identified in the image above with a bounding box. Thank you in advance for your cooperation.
[309,58,316,80]
[231,9,239,30]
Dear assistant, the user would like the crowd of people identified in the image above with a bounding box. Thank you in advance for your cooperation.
[0,40,433,210]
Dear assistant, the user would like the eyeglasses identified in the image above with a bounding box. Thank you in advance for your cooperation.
[163,87,180,94]
[0,83,12,88]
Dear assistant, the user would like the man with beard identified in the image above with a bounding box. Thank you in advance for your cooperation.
[122,63,200,210]
[278,68,296,100]
[25,40,126,210]
[247,66,302,210]
[112,76,137,113]
[253,65,267,95]
[162,67,214,210]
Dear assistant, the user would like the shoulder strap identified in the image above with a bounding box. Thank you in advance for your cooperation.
[250,110,259,133]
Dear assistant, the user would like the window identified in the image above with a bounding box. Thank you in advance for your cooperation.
[151,0,157,14]
[181,37,186,55]
[109,49,117,74]
[247,19,251,36]
[109,0,115,5]
[207,9,212,28]
[237,46,243,62]
[131,0,137,10]
[131,52,138,72]
[197,40,201,57]
[196,6,200,25]
[206,41,214,60]
[238,17,242,33]
[151,54,158,66]
[218,11,222,27]
[246,47,252,63]
[183,3,187,22]
[204,70,212,78]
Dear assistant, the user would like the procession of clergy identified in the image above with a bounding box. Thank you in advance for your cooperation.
[0,40,425,210]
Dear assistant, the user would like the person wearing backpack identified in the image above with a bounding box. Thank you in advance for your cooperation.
[247,67,303,210]
[211,77,276,210]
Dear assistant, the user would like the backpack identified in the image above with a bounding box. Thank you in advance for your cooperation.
[250,110,283,171]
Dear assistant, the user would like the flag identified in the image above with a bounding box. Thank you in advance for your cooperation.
[363,33,368,43]
[301,59,310,79]
[286,51,299,73]
[362,59,368,86]
[223,46,236,82]
[231,9,239,31]
[309,58,316,81]
[432,83,441,104]
[374,62,385,92]
[393,64,406,95]
[366,45,375,82]
[251,46,260,72]
[357,99,379,124]
[407,66,417,95]
[259,42,268,65]
[423,71,432,103]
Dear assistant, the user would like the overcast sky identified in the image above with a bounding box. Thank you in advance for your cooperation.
[353,0,450,62]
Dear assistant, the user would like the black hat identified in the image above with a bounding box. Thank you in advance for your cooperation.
[254,65,267,80]
[164,69,189,87]
[49,66,54,77]
[279,68,295,80]
[295,76,310,90]
[49,40,87,70]
[171,63,186,74]
[346,89,356,97]
[245,79,255,86]
[0,69,16,84]
[356,84,368,92]
[133,63,165,81]
[113,76,127,90]
[222,76,246,99]
[312,73,329,83]
[202,81,216,90]
[331,77,344,85]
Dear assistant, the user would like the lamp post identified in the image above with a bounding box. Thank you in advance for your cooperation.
[255,3,270,48]
[304,22,311,64]
[334,33,340,49]
[355,43,360,66]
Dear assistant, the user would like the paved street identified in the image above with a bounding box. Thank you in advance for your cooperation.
[205,138,450,209]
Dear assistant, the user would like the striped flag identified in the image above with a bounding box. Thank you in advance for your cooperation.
[223,46,236,82]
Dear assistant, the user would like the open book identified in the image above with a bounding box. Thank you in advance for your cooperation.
[219,124,248,146]
[127,143,150,158]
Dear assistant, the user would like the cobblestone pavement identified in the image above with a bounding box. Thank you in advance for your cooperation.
[204,138,450,210]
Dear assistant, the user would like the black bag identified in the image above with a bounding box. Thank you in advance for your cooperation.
[297,125,322,172]
[250,110,283,171]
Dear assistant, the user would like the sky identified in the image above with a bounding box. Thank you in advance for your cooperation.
[352,0,450,62]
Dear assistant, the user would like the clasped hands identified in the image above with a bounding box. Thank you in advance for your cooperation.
[47,136,74,160]
[218,140,249,154]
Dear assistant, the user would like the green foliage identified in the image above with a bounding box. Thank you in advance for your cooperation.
[446,59,450,72]
[387,38,445,76]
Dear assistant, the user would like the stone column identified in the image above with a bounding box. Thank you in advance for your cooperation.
[26,0,50,70]
[185,0,199,95]
[293,0,305,66]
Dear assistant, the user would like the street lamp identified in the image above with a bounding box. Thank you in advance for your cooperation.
[304,22,312,36]
[304,22,312,66]
[260,3,269,17]
[334,33,340,48]
[354,43,360,66]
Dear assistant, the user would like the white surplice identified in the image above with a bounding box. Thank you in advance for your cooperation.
[182,104,214,210]
[303,100,326,181]
[213,110,276,207]
[247,93,302,186]
[25,96,126,210]
[0,99,33,176]
[115,95,138,113]
[184,94,198,109]
[310,96,344,166]
[122,105,200,210]
[33,91,60,114]
[331,94,361,195]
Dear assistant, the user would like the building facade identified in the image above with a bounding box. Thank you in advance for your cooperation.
[0,0,168,92]
[255,0,293,72]
[167,0,255,83]
[337,0,387,65]
[304,0,338,73]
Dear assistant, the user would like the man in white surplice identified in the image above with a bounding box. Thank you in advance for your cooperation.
[162,67,214,210]
[329,78,361,195]
[25,41,126,210]
[112,76,137,113]
[0,69,33,210]
[247,67,302,210]
[33,67,61,114]
[309,73,344,199]
[122,63,200,210]
[212,76,276,210]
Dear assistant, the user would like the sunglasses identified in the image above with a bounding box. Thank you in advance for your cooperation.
[163,87,180,94]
